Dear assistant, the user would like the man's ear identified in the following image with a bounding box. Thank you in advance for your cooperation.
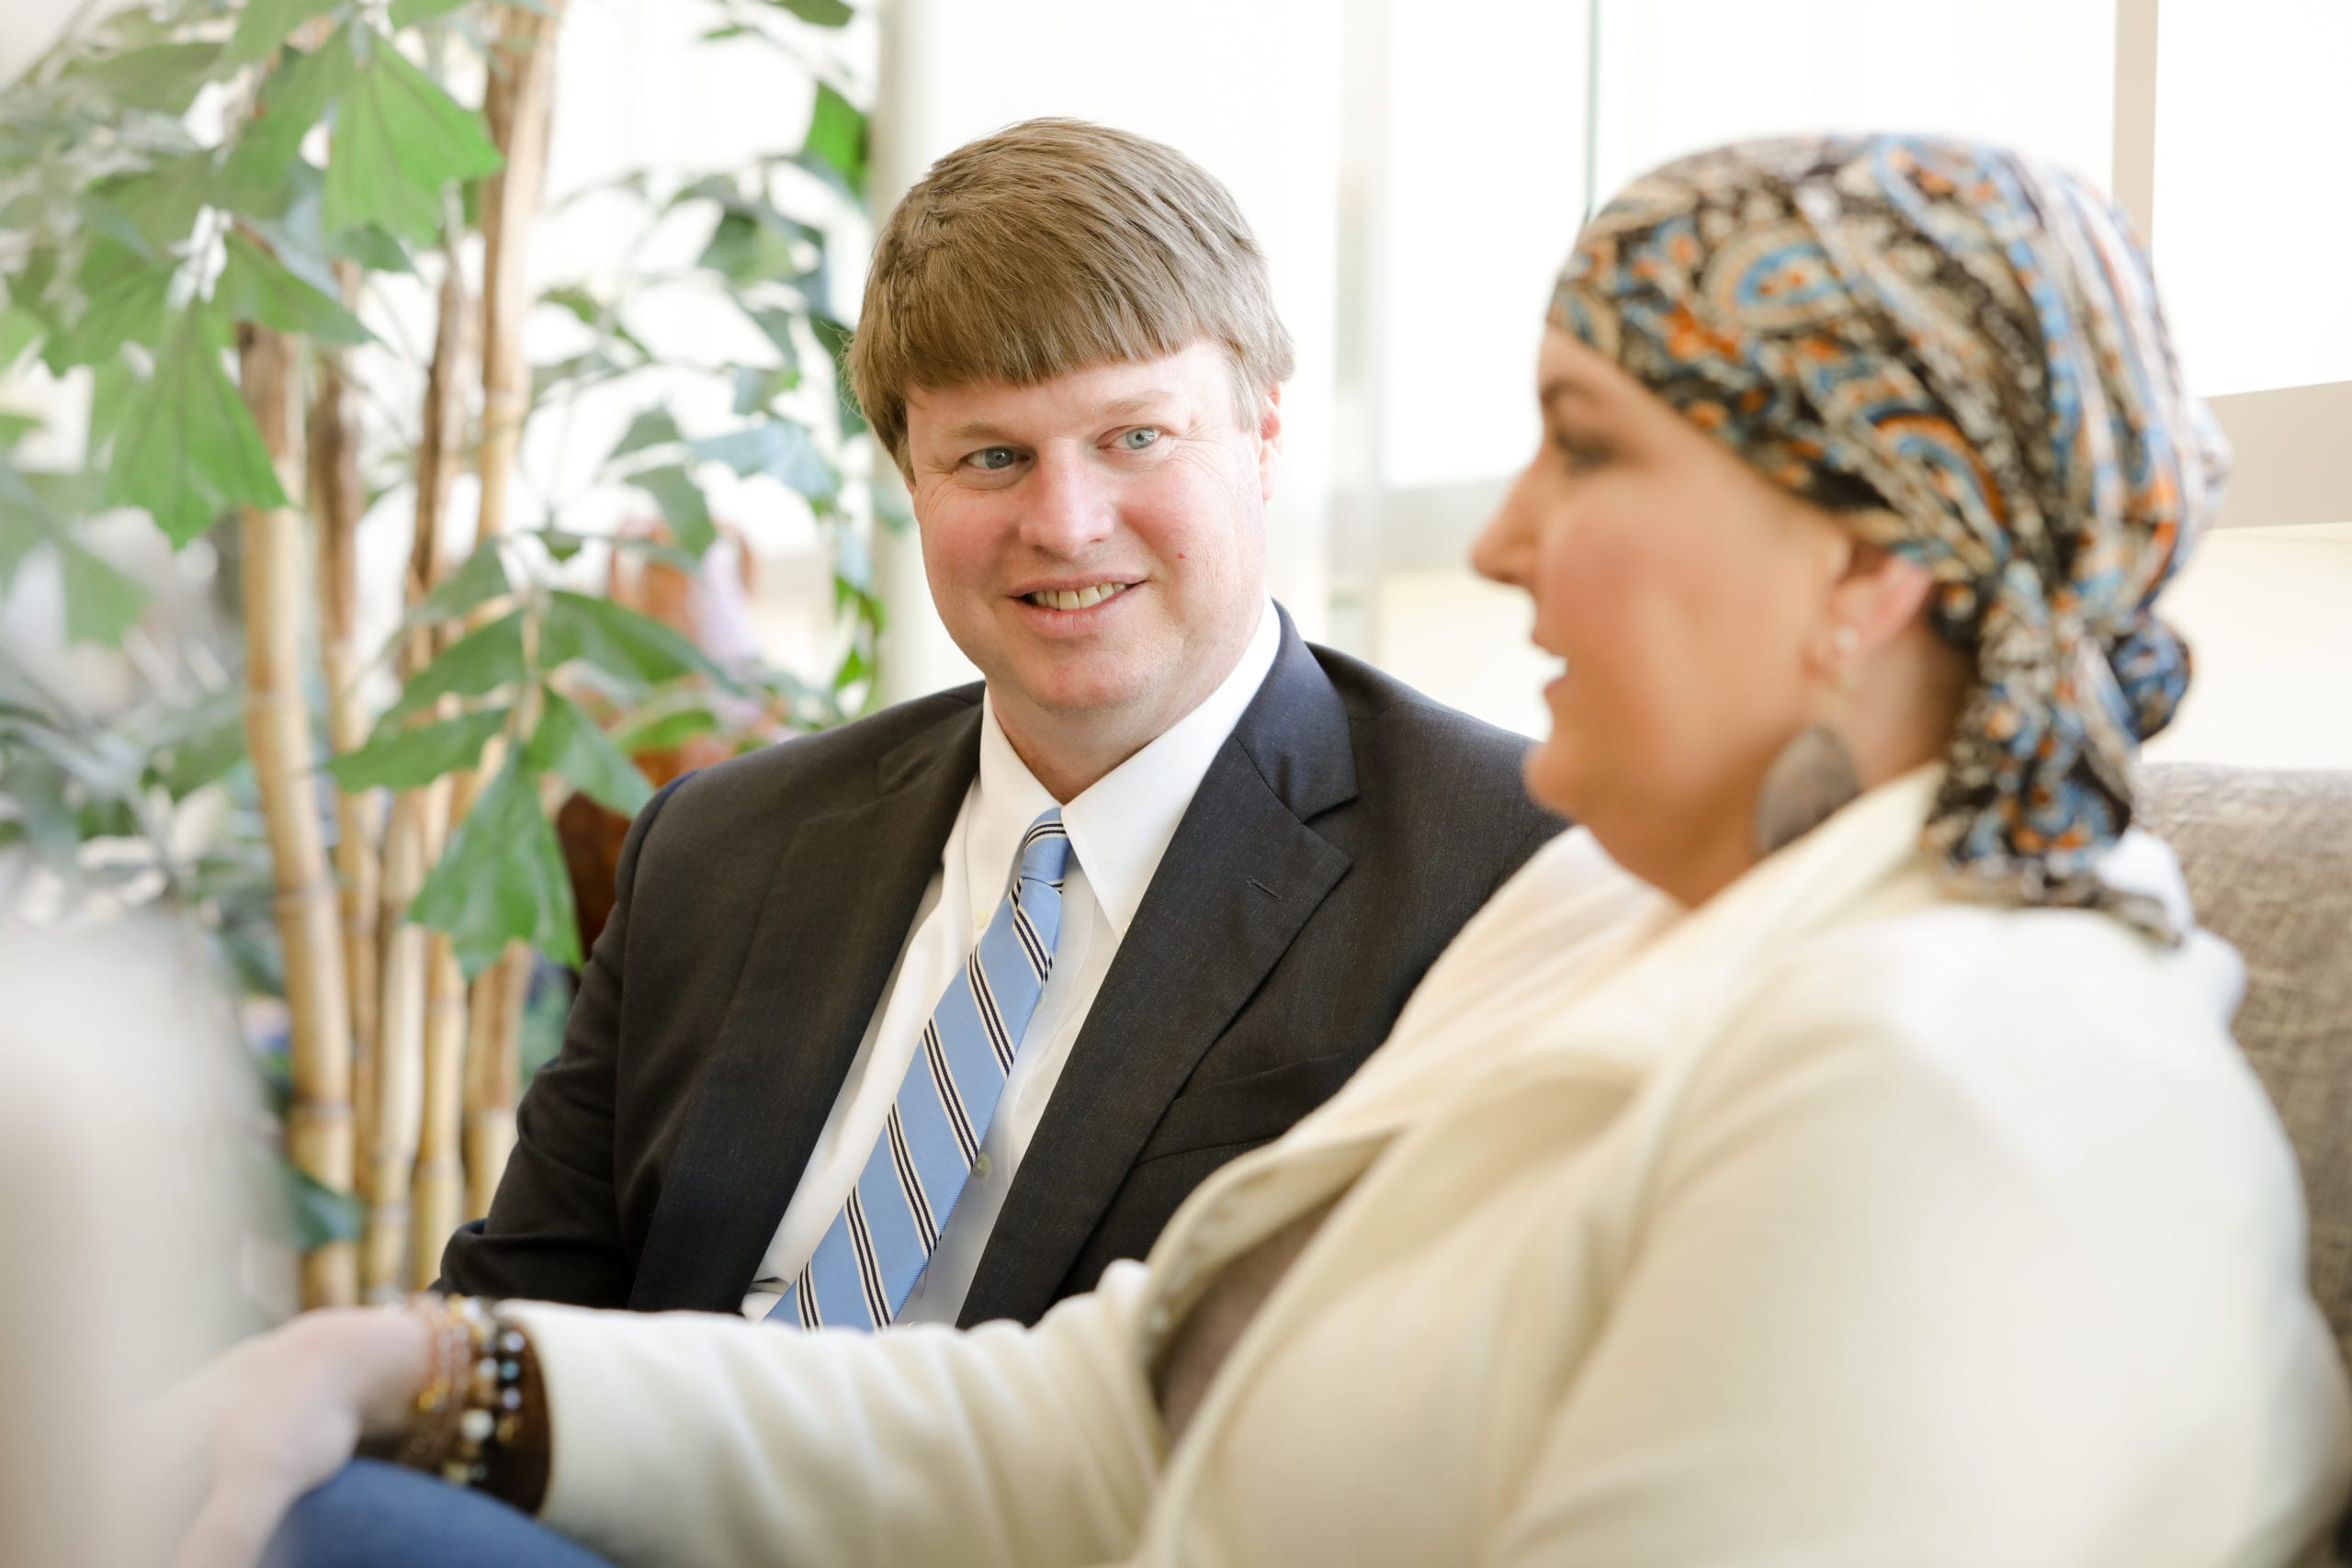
[1255,382,1283,501]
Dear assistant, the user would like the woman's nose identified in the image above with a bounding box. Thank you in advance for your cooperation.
[1471,475,1537,588]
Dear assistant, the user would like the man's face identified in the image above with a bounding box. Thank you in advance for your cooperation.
[904,341,1280,783]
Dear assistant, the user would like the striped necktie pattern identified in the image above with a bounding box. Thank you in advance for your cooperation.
[768,808,1072,1330]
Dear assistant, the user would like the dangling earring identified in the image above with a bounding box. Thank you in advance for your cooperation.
[1751,625,1863,859]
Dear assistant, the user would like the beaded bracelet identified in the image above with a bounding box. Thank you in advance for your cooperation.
[395,1293,533,1492]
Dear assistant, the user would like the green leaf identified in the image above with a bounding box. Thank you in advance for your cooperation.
[4,753,83,879]
[379,609,526,727]
[695,205,808,283]
[409,754,580,976]
[667,173,739,209]
[631,464,716,557]
[808,312,866,437]
[0,306,42,372]
[225,37,357,196]
[106,307,291,547]
[608,700,719,755]
[526,686,652,817]
[742,304,804,372]
[693,419,836,500]
[74,196,162,266]
[226,0,347,67]
[67,43,223,116]
[0,411,39,446]
[327,705,507,790]
[538,284,603,329]
[213,231,372,345]
[606,404,682,465]
[90,154,219,254]
[799,82,868,199]
[86,356,140,454]
[411,538,511,625]
[278,1159,364,1248]
[533,526,587,563]
[323,26,503,246]
[542,591,722,688]
[58,540,149,645]
[767,0,855,25]
[50,263,175,369]
[730,364,797,415]
[388,0,474,26]
[152,701,249,797]
[331,222,414,273]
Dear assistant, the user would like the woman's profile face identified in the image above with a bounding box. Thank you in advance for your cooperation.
[1472,328,1852,888]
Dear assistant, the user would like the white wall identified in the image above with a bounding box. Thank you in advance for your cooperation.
[865,0,1345,701]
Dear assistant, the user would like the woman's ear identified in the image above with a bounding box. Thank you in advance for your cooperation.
[1823,536,1938,663]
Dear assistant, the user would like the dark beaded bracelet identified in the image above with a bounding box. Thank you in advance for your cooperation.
[394,1294,533,1493]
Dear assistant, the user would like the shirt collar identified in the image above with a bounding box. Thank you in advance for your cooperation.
[973,599,1280,936]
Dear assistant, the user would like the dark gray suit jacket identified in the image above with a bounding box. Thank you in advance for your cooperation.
[441,609,1561,1325]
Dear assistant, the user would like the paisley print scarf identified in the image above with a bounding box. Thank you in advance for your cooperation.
[1553,135,2227,936]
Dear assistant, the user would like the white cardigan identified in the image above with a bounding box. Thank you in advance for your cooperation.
[514,769,2352,1567]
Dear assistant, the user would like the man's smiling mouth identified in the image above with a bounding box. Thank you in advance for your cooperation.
[1023,582,1134,611]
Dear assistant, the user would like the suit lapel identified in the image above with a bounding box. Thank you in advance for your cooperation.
[960,614,1357,1325]
[630,701,984,1311]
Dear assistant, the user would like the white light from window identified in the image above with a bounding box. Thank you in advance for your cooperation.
[1589,0,2117,201]
[2153,0,2352,397]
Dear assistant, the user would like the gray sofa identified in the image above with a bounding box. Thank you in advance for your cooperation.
[2139,762,2352,1548]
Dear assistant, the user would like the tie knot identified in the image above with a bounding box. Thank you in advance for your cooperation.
[1015,808,1072,891]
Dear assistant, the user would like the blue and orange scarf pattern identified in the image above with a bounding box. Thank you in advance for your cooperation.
[1555,135,2227,935]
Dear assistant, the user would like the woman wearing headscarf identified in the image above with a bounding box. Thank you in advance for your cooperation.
[180,136,2349,1568]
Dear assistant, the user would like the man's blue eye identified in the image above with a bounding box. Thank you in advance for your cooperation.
[1119,427,1160,450]
[969,447,1017,471]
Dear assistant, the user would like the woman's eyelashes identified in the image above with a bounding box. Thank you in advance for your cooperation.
[1550,429,1613,475]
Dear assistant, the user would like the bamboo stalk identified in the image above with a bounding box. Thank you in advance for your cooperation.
[364,254,474,1300]
[436,0,567,1228]
[408,931,469,1289]
[367,781,438,1299]
[237,322,357,1310]
[310,264,381,1156]
[464,940,535,1220]
[473,0,565,549]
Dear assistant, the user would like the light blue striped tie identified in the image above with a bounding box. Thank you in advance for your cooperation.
[769,808,1072,1330]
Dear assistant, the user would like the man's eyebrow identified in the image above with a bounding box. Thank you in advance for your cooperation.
[937,419,1020,445]
[932,391,1178,446]
[1093,390,1177,421]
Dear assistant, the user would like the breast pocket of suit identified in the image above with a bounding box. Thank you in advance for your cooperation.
[1132,1049,1367,1168]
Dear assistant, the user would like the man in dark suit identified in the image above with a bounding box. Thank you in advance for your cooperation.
[440,118,1558,1328]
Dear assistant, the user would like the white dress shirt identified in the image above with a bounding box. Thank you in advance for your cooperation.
[741,602,1282,1324]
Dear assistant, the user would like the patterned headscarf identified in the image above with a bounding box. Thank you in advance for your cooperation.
[1553,135,2227,938]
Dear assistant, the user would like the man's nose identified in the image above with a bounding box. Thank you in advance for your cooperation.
[1019,448,1117,556]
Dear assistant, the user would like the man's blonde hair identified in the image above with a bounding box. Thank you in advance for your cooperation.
[848,118,1296,471]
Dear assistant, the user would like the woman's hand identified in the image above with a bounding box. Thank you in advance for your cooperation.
[167,1306,435,1568]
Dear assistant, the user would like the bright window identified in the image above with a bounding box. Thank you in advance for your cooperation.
[2151,0,2352,396]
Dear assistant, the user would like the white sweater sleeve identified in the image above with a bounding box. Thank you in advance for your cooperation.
[506,1261,1162,1568]
[1484,930,2344,1568]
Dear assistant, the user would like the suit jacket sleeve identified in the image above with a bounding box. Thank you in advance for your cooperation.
[436,778,684,1304]
[507,1263,1161,1568]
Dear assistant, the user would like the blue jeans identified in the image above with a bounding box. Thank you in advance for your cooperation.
[264,1459,616,1568]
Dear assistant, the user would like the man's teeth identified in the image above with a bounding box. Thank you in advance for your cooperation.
[1026,583,1129,611]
